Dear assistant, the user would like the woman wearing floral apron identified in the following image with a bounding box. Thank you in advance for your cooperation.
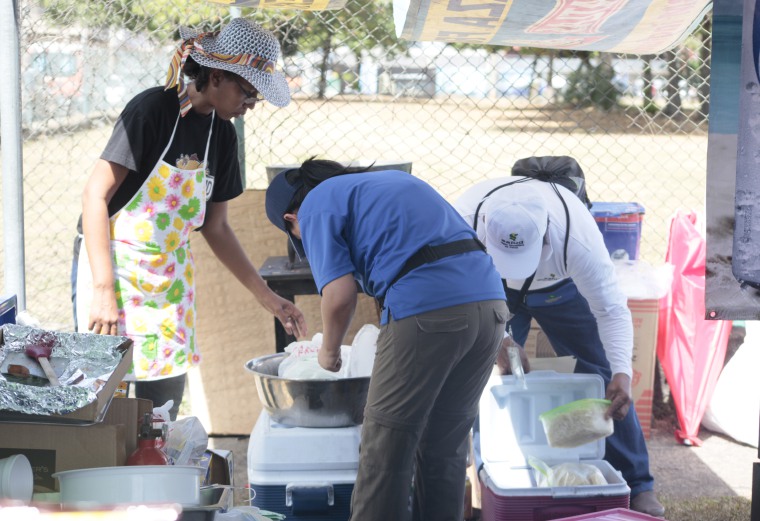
[75,18,306,420]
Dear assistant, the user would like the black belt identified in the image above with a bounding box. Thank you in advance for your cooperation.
[378,239,486,309]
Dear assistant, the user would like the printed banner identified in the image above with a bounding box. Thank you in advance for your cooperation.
[393,0,711,53]
[208,0,346,11]
[705,0,760,319]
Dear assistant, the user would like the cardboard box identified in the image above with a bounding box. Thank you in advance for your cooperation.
[521,320,555,360]
[0,324,133,424]
[199,448,234,487]
[0,424,124,492]
[0,397,151,492]
[628,299,659,439]
[103,397,153,458]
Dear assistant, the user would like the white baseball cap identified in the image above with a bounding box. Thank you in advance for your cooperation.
[482,184,549,279]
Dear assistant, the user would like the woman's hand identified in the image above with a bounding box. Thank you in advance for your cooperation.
[88,285,119,335]
[265,292,307,339]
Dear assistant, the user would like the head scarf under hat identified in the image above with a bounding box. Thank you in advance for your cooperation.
[482,184,549,280]
[165,18,291,116]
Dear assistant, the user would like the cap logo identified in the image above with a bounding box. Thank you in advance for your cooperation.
[500,233,525,250]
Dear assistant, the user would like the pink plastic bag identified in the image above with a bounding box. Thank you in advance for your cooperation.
[656,211,731,446]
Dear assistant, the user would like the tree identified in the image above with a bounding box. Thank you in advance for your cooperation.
[253,0,404,98]
[37,0,227,41]
[561,51,619,111]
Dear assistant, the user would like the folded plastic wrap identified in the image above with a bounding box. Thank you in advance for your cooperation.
[0,324,127,416]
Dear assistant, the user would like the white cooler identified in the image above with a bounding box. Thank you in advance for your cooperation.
[247,411,361,521]
[479,370,631,521]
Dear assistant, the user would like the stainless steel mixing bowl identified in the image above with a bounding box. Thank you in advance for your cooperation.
[245,353,371,428]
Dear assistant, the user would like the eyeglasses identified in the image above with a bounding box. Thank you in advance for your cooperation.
[232,76,265,105]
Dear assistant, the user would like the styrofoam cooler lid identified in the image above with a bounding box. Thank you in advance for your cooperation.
[590,202,645,217]
[479,370,607,472]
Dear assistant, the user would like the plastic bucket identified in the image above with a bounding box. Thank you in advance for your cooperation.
[589,202,645,261]
[0,454,34,502]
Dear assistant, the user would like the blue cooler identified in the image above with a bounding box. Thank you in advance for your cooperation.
[589,202,645,261]
[0,295,17,326]
[248,411,360,521]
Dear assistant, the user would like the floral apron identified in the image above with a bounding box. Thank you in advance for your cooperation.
[77,113,214,381]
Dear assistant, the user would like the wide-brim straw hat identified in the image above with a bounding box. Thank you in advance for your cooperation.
[179,18,290,107]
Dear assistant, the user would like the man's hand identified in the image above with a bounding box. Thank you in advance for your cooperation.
[495,337,531,375]
[318,345,342,373]
[605,373,632,421]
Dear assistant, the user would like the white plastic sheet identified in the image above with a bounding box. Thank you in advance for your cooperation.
[701,321,760,447]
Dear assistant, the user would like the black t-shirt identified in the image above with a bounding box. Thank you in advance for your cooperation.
[101,87,243,220]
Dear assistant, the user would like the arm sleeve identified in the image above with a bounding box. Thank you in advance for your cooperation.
[100,102,157,173]
[210,122,243,203]
[566,236,633,377]
[300,211,355,293]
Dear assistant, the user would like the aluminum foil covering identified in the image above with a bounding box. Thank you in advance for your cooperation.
[0,324,127,416]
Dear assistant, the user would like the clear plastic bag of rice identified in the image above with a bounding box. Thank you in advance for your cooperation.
[529,456,608,487]
[539,398,614,448]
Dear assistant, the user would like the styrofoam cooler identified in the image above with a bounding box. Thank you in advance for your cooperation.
[247,411,361,521]
[479,370,630,521]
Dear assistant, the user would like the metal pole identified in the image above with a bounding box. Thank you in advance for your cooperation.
[0,0,26,311]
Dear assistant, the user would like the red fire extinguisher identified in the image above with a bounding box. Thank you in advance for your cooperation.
[126,412,168,466]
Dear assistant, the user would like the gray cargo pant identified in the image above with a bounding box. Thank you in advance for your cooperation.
[349,299,508,521]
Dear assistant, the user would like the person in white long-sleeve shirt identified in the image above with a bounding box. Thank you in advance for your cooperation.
[454,156,664,518]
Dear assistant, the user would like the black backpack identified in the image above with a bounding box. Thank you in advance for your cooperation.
[511,155,592,209]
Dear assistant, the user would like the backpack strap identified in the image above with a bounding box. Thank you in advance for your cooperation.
[503,272,536,314]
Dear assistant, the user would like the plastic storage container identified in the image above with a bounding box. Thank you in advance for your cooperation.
[552,507,664,520]
[53,465,204,507]
[248,411,360,521]
[589,202,645,261]
[478,370,630,521]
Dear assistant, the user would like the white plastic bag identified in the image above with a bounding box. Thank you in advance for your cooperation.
[701,322,760,447]
[278,333,351,379]
[152,400,173,423]
[347,324,379,378]
[162,416,208,466]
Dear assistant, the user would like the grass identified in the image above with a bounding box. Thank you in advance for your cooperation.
[660,496,751,521]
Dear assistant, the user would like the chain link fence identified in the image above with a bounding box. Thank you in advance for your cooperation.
[2,0,710,329]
